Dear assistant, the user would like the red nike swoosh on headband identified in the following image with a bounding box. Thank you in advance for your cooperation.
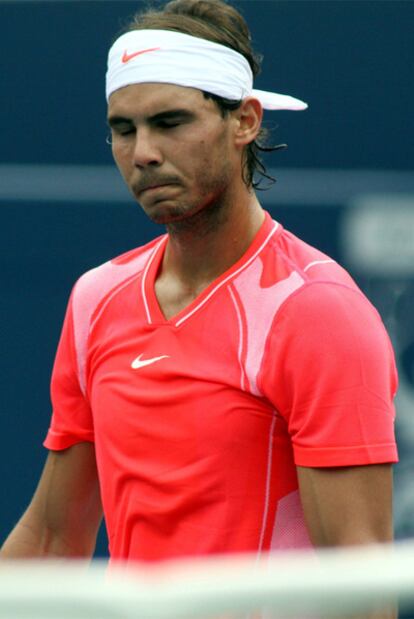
[122,47,161,64]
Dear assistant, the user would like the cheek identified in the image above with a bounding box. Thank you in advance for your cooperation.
[193,134,230,169]
[111,144,123,166]
[112,144,132,178]
[190,142,234,192]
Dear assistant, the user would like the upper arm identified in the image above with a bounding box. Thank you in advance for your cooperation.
[297,463,393,548]
[23,442,103,556]
[261,283,398,468]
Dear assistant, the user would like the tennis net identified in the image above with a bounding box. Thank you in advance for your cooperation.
[1,541,414,619]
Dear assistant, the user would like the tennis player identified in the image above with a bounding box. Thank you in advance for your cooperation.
[1,0,398,580]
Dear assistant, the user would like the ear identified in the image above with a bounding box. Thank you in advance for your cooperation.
[233,97,263,147]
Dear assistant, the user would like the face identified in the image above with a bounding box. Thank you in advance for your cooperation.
[107,83,240,225]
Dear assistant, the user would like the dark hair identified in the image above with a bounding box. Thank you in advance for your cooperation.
[123,0,286,189]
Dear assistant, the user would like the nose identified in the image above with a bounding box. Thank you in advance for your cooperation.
[133,128,163,168]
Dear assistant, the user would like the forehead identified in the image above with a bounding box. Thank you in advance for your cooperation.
[107,82,213,118]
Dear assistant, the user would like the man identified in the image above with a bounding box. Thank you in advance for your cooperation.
[1,0,397,566]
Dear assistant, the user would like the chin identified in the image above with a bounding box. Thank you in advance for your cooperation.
[142,197,202,224]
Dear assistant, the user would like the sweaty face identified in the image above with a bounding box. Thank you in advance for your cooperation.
[107,83,238,225]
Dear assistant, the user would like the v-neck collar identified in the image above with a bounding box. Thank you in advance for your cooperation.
[141,212,280,327]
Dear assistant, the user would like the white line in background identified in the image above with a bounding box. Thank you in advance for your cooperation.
[1,165,414,206]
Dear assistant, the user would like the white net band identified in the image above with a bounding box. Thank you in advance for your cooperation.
[1,542,414,619]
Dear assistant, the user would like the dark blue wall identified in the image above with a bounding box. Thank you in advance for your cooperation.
[2,0,413,169]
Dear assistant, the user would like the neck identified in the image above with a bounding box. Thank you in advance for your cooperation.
[161,189,265,289]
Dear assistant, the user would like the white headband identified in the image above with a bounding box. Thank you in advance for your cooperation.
[106,29,308,111]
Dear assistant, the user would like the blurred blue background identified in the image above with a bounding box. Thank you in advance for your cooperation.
[1,0,413,559]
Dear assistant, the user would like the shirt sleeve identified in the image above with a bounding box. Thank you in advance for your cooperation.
[43,288,94,450]
[260,282,398,467]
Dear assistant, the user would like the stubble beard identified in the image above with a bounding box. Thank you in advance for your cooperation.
[145,160,234,240]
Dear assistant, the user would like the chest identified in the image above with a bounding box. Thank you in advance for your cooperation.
[85,285,275,460]
[87,295,249,412]
[154,272,213,321]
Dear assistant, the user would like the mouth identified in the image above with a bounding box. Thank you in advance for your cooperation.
[135,182,181,201]
[142,184,170,193]
[133,182,167,196]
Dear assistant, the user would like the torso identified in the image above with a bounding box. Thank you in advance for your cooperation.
[46,211,398,562]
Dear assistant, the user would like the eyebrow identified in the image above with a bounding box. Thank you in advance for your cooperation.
[107,109,196,128]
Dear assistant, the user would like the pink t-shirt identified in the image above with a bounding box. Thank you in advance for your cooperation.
[44,212,398,562]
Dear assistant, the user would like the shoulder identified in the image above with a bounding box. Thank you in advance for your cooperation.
[269,223,359,288]
[233,218,369,328]
[272,223,379,323]
[260,221,396,367]
[58,235,166,395]
[263,221,380,317]
[265,279,397,401]
[71,235,165,320]
[277,280,388,346]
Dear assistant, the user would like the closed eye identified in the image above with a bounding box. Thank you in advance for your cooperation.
[107,109,195,135]
[156,120,181,129]
[151,110,195,129]
[109,123,135,137]
[110,122,180,135]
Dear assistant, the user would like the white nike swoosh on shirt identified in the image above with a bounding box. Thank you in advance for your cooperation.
[131,354,170,370]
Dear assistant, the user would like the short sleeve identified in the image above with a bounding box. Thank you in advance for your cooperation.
[43,290,94,451]
[260,283,398,467]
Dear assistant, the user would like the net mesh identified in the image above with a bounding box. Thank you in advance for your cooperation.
[1,541,414,619]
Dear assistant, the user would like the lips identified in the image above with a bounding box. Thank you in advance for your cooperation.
[135,181,178,197]
[143,184,169,192]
